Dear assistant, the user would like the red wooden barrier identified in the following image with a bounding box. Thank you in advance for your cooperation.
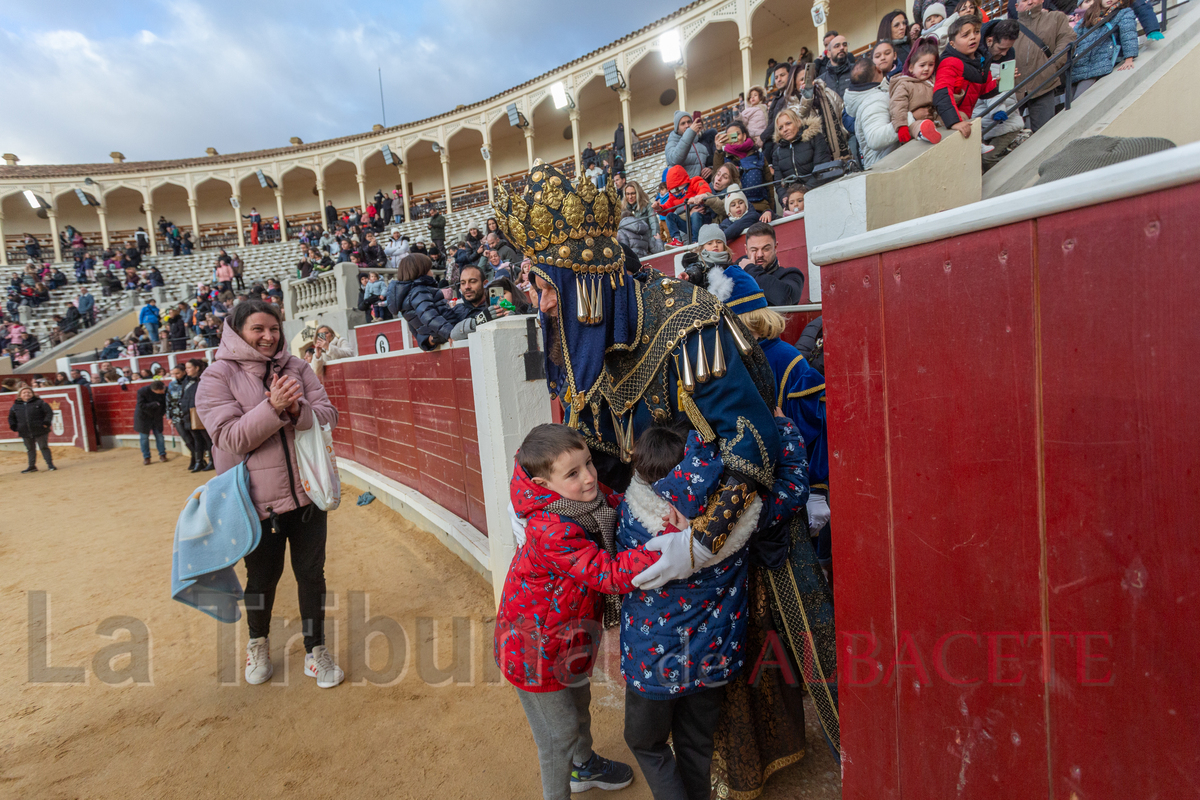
[0,385,97,451]
[324,347,487,535]
[354,318,419,355]
[824,181,1200,799]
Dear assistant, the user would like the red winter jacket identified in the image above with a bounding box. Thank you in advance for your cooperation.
[494,461,659,692]
[932,46,998,129]
[660,165,713,213]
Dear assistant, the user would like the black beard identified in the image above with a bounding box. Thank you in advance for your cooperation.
[833,52,848,65]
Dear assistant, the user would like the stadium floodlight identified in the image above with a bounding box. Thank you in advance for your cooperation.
[432,142,442,154]
[480,146,491,160]
[550,81,575,110]
[659,29,682,63]
[75,189,100,207]
[603,59,626,90]
[506,103,528,128]
[381,144,396,165]
[23,190,50,210]
[84,177,97,186]
[256,169,277,189]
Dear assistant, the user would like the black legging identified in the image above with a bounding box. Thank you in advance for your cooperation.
[242,505,328,652]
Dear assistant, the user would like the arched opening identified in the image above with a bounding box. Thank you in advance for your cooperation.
[402,140,443,219]
[51,187,102,247]
[446,126,486,212]
[626,51,681,153]
[683,22,742,112]
[280,165,320,234]
[149,182,192,249]
[2,191,51,264]
[237,173,279,243]
[489,113,530,190]
[529,94,573,172]
[322,159,359,216]
[575,74,623,164]
[102,186,149,249]
[194,178,238,250]
[750,0,820,82]
[361,148,402,211]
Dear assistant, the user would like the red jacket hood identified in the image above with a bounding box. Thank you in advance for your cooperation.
[665,165,691,190]
[510,459,562,518]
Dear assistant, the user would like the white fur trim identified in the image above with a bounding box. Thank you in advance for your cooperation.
[705,495,762,567]
[624,475,670,535]
[706,266,734,303]
[674,253,687,279]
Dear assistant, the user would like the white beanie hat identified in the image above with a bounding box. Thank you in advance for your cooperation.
[923,2,948,24]
[723,184,750,217]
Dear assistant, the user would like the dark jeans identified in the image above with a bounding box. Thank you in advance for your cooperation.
[1024,92,1058,133]
[243,504,328,652]
[624,684,726,800]
[23,433,52,468]
[139,429,165,458]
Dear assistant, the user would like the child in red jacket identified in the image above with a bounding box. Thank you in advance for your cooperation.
[653,164,713,247]
[932,15,997,141]
[495,423,661,798]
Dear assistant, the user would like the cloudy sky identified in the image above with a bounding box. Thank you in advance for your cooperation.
[0,0,686,166]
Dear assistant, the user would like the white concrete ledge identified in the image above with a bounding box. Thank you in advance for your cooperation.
[337,457,492,585]
[809,140,1200,266]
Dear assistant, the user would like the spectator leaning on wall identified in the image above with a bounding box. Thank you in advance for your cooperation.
[737,222,806,306]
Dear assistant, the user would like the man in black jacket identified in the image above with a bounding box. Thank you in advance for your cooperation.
[738,222,806,306]
[8,386,55,472]
[134,378,169,465]
[817,34,853,98]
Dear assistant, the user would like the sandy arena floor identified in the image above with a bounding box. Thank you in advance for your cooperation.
[0,447,840,799]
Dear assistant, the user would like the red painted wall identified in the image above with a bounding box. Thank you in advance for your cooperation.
[823,181,1200,798]
[640,214,813,304]
[354,319,419,355]
[323,347,488,535]
[91,380,178,438]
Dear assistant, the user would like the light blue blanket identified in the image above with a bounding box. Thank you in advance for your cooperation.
[171,463,261,622]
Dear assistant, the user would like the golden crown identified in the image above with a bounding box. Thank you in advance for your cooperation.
[492,162,625,276]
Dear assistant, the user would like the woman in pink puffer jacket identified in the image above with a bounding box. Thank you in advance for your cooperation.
[195,300,343,689]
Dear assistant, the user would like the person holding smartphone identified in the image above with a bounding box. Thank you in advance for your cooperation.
[664,111,711,179]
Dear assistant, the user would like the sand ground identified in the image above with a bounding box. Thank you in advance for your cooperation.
[0,447,840,799]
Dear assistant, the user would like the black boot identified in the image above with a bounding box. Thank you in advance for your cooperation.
[45,459,56,471]
[22,465,37,474]
[201,454,215,471]
[188,450,200,472]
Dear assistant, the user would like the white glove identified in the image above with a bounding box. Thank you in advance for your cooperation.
[508,501,528,549]
[806,494,831,533]
[632,527,713,590]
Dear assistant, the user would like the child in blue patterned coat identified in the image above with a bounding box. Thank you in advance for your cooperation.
[617,418,809,800]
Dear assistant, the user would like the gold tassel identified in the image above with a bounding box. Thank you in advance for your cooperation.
[679,344,695,393]
[591,277,604,324]
[695,333,710,384]
[711,323,727,378]
[680,391,716,442]
[624,413,635,463]
[724,313,753,355]
[576,275,588,324]
[618,270,625,286]
[610,272,616,290]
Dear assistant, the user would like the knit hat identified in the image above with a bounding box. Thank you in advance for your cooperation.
[1036,135,1176,185]
[723,266,767,313]
[922,2,947,24]
[697,224,726,247]
[723,184,750,217]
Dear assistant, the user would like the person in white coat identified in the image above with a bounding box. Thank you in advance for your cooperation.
[384,231,410,269]
[843,54,900,169]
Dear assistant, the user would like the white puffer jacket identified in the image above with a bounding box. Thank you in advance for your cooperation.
[844,79,900,169]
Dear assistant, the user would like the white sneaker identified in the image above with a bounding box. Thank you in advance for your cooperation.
[245,637,273,685]
[304,645,344,688]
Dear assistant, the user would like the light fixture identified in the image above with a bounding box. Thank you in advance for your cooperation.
[659,28,682,64]
[550,81,575,110]
[480,146,491,160]
[381,144,396,165]
[84,177,97,186]
[75,189,100,207]
[255,169,277,189]
[603,59,626,90]
[506,102,528,128]
[432,142,442,154]
[23,190,50,210]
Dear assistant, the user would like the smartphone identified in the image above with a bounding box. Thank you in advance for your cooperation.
[998,61,1016,93]
[692,110,702,122]
[803,62,816,88]
[488,286,505,306]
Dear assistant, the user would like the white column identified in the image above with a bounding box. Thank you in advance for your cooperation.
[233,194,246,248]
[316,180,327,226]
[399,169,411,223]
[356,172,367,211]
[468,316,553,606]
[274,188,287,242]
[675,64,688,113]
[97,207,110,250]
[619,88,634,159]
[524,127,536,170]
[569,109,582,178]
[739,36,754,98]
[187,197,200,240]
[48,211,63,262]
[143,202,158,256]
[440,150,452,214]
[0,212,6,267]
[483,140,495,206]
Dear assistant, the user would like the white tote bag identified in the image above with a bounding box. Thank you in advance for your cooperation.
[295,407,341,511]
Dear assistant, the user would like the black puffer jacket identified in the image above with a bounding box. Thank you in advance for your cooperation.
[133,385,167,433]
[387,275,467,351]
[8,396,53,438]
[770,115,833,189]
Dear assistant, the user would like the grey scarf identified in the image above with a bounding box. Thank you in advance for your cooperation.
[699,249,732,268]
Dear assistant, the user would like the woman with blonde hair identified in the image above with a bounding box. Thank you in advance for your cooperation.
[617,180,664,258]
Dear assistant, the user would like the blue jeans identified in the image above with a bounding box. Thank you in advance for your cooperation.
[140,429,165,459]
[664,207,712,243]
[145,322,159,343]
